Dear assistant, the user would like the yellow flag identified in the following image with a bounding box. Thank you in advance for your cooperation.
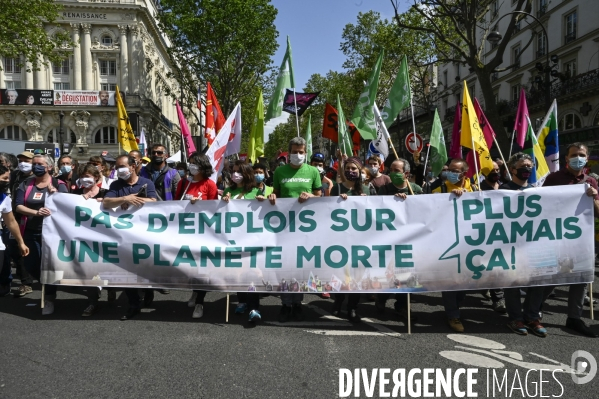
[115,86,138,153]
[460,82,492,174]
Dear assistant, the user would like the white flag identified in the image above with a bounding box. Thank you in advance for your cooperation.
[372,103,390,158]
[139,127,148,156]
[206,102,242,182]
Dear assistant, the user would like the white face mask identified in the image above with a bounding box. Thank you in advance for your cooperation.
[18,162,32,173]
[188,164,200,176]
[290,154,305,166]
[231,172,243,183]
[361,173,366,182]
[316,166,324,174]
[117,167,132,180]
[368,166,379,175]
[80,177,95,188]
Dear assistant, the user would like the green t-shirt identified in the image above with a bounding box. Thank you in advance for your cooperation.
[273,164,322,198]
[223,184,273,199]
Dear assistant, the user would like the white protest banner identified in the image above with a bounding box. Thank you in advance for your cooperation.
[41,186,594,293]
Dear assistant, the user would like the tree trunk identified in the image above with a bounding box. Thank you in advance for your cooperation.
[476,68,510,154]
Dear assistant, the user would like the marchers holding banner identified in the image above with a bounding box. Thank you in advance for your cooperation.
[41,186,593,293]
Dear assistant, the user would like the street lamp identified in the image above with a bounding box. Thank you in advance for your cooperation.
[486,11,552,109]
[59,111,65,156]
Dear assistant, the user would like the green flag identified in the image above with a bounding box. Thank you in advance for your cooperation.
[381,55,411,128]
[248,89,264,163]
[429,109,447,176]
[265,36,295,121]
[337,95,353,156]
[305,114,312,162]
[351,49,384,140]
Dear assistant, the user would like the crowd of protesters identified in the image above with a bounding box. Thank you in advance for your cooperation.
[0,137,597,338]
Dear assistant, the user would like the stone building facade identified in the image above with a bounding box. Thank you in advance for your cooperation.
[0,0,200,159]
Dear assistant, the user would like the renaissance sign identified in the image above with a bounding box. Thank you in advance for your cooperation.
[41,186,594,292]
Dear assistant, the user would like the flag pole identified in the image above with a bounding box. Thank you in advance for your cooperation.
[493,135,512,181]
[293,88,301,137]
[508,129,515,160]
[422,143,431,180]
[409,93,417,138]
[470,136,481,191]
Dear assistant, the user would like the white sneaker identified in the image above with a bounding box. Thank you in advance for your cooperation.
[42,300,54,315]
[188,292,198,307]
[192,304,204,319]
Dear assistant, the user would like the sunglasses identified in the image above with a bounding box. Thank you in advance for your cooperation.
[152,151,164,155]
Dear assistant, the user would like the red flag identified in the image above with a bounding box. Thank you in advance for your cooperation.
[465,98,495,178]
[513,88,529,150]
[449,103,462,159]
[322,103,360,153]
[205,82,226,146]
[176,101,197,157]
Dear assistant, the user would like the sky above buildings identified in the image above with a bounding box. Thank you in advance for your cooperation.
[265,0,408,138]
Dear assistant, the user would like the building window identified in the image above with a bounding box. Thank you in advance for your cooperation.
[47,128,76,144]
[565,11,577,43]
[514,21,521,33]
[563,59,577,78]
[491,0,499,19]
[5,81,21,89]
[538,0,548,17]
[54,82,70,90]
[511,84,520,101]
[0,125,26,140]
[53,59,69,75]
[443,70,448,87]
[537,30,547,58]
[469,84,475,97]
[3,57,20,74]
[94,126,116,144]
[99,60,117,76]
[102,36,113,46]
[101,83,116,91]
[512,45,521,70]
[559,113,581,131]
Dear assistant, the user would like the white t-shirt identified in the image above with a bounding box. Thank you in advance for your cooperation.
[0,195,12,251]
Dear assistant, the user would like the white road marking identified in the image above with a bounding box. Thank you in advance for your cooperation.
[529,352,562,364]
[440,350,505,368]
[265,321,353,327]
[306,330,402,337]
[447,334,506,349]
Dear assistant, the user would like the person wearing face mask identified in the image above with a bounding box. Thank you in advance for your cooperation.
[432,158,476,332]
[252,163,274,198]
[57,155,78,192]
[377,159,422,198]
[0,164,30,297]
[71,164,114,316]
[366,155,391,190]
[495,153,548,337]
[174,152,218,319]
[541,142,599,338]
[88,156,115,190]
[422,164,449,193]
[15,155,68,314]
[268,137,322,322]
[375,158,420,323]
[310,153,333,196]
[139,144,181,202]
[128,150,144,175]
[104,155,157,320]
[330,157,370,322]
[176,162,188,179]
[8,151,35,297]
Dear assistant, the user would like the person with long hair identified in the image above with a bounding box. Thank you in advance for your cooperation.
[174,152,218,319]
[330,157,370,322]
[88,156,115,190]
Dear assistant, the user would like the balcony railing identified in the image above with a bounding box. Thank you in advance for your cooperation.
[536,49,546,59]
[524,68,599,108]
[565,31,577,44]
[537,5,548,17]
[512,61,521,71]
[491,72,499,82]
[445,105,456,123]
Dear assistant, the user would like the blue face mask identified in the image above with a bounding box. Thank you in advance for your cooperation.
[441,171,448,180]
[255,173,265,184]
[60,165,72,174]
[568,156,587,171]
[446,171,461,184]
[32,164,47,177]
[177,170,186,177]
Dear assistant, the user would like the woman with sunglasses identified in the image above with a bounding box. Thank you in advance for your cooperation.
[330,157,370,322]
[175,152,218,319]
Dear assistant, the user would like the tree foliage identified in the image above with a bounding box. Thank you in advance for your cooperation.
[390,0,531,150]
[157,0,279,153]
[0,0,72,69]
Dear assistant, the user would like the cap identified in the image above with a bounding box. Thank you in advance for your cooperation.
[101,152,116,162]
[311,152,325,162]
[18,151,34,159]
[142,157,151,163]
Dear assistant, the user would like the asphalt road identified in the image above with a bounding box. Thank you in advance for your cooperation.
[0,276,597,399]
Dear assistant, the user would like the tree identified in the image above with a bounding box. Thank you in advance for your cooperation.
[0,0,72,69]
[157,0,279,153]
[390,0,531,151]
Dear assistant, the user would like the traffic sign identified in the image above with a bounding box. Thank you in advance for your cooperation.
[404,132,423,154]
[55,147,60,158]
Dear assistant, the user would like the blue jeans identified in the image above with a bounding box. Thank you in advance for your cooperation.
[23,232,56,297]
[442,291,466,319]
[504,287,544,322]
